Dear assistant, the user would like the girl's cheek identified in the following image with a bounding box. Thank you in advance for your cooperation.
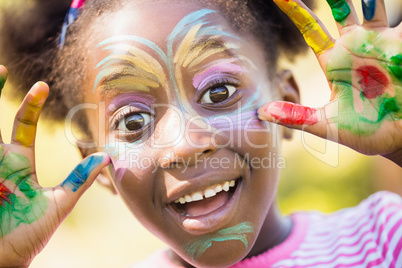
[208,110,275,147]
[103,140,154,182]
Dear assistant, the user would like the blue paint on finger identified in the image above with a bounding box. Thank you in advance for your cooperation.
[62,155,105,192]
[362,0,376,21]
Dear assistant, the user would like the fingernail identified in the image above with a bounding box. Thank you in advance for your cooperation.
[362,0,376,21]
[62,155,106,192]
[30,82,49,106]
[327,0,351,23]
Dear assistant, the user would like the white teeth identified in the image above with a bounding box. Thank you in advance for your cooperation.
[173,179,237,204]
[215,185,223,193]
[223,181,230,192]
[204,188,217,198]
[185,195,192,203]
[192,191,203,201]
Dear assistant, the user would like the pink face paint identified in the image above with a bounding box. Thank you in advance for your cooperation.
[357,65,388,99]
[264,102,318,125]
[193,63,244,89]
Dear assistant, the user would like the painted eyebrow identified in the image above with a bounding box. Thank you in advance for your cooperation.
[192,61,245,89]
[94,43,167,93]
[174,31,240,72]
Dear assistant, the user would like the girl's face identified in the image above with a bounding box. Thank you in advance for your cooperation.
[84,2,284,266]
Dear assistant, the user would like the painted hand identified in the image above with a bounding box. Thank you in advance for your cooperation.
[258,0,402,164]
[0,66,110,267]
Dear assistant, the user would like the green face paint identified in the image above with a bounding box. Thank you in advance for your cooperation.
[326,0,351,24]
[185,222,254,261]
[325,29,402,135]
[0,146,48,238]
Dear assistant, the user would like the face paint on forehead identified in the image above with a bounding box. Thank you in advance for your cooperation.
[94,9,256,109]
[94,41,168,94]
[97,9,269,172]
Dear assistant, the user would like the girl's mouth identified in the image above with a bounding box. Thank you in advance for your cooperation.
[167,177,243,234]
[171,179,239,217]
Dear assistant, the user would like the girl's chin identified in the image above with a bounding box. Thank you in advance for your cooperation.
[178,238,252,268]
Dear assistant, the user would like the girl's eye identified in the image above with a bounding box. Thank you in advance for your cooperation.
[116,113,152,131]
[200,85,236,104]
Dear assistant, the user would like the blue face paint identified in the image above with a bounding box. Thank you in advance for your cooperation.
[185,222,254,260]
[61,155,105,192]
[362,0,376,21]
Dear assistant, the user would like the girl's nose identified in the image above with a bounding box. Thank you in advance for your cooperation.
[159,113,218,168]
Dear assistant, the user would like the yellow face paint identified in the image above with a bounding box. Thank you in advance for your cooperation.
[273,0,334,54]
[94,43,167,93]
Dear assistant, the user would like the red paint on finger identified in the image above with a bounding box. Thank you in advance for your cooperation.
[264,102,318,125]
[0,183,12,205]
[357,66,388,99]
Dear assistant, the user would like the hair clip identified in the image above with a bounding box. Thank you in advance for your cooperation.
[59,0,87,48]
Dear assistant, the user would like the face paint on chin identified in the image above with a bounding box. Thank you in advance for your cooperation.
[185,221,254,261]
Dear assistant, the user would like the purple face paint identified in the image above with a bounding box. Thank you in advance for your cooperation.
[209,110,263,130]
[108,92,157,114]
[193,63,245,90]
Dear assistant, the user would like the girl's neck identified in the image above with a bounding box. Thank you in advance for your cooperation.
[246,201,292,258]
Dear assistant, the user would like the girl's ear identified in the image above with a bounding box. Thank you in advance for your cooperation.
[77,143,118,195]
[276,70,301,140]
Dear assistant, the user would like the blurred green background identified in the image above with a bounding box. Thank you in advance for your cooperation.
[0,1,401,267]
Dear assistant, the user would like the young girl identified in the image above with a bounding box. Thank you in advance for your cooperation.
[0,0,401,267]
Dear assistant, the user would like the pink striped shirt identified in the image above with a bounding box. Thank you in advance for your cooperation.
[132,191,402,267]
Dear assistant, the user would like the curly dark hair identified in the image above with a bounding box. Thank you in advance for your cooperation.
[0,0,314,135]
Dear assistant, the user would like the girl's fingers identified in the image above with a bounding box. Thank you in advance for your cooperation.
[11,82,49,148]
[0,65,7,95]
[257,101,334,142]
[51,153,110,218]
[362,0,388,27]
[273,0,335,55]
[326,0,360,29]
[0,65,8,144]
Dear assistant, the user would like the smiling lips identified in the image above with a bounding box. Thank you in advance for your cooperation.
[170,178,240,219]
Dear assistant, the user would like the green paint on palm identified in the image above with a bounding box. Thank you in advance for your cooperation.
[325,29,402,135]
[389,55,402,81]
[186,222,254,260]
[378,98,399,122]
[0,146,48,238]
[326,0,351,23]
